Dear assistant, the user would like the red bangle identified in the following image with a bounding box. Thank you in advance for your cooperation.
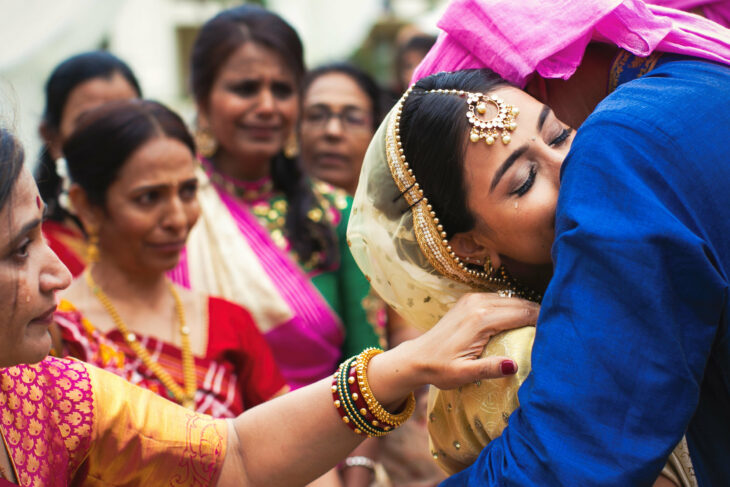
[347,364,394,432]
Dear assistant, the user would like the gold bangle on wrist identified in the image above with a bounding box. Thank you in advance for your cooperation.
[332,348,415,437]
[355,347,416,428]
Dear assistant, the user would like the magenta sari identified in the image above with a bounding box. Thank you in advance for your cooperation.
[169,164,344,389]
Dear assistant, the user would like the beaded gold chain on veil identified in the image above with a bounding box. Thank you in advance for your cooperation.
[386,87,541,302]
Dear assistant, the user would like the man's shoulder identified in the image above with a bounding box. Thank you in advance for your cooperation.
[560,57,730,241]
[587,57,730,140]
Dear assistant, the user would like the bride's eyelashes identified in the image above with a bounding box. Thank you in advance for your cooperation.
[549,127,572,147]
[510,163,537,197]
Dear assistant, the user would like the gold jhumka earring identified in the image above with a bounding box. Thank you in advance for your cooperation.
[283,132,299,159]
[385,87,541,302]
[86,229,100,264]
[195,127,218,158]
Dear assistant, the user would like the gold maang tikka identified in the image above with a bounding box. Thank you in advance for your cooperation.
[384,87,540,302]
[466,92,519,145]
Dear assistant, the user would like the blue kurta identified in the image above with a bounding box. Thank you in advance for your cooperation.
[444,55,730,486]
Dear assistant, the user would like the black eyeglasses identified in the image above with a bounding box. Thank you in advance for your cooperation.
[301,105,372,132]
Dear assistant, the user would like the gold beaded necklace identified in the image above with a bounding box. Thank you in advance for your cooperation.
[84,268,197,409]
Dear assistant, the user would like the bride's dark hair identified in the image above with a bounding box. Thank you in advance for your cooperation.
[400,69,511,237]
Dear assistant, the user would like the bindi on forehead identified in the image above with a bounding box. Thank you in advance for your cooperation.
[36,196,41,209]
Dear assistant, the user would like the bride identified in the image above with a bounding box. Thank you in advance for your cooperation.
[347,68,694,487]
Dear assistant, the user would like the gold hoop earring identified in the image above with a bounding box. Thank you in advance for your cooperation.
[86,230,100,264]
[483,256,494,277]
[195,127,218,158]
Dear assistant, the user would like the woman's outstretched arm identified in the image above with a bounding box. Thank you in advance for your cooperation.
[218,293,539,486]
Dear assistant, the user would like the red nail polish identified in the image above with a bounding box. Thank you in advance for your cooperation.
[501,360,516,375]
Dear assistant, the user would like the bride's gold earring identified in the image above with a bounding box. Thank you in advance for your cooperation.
[483,256,494,277]
[86,229,100,264]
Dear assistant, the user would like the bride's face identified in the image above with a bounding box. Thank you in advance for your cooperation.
[460,86,574,266]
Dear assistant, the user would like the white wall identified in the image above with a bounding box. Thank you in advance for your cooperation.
[0,0,446,168]
[0,0,125,162]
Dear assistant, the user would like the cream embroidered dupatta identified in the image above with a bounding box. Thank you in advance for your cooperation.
[183,168,292,332]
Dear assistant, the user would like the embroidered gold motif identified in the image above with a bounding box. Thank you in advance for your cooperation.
[172,413,226,486]
[0,358,95,485]
[608,50,663,93]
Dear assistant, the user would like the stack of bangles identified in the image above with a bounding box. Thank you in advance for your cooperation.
[332,347,416,437]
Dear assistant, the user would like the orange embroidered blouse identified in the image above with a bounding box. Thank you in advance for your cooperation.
[0,356,227,486]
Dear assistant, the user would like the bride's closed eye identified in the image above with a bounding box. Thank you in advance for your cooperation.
[510,163,537,197]
[549,127,572,147]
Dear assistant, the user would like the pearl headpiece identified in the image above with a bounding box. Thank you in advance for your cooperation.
[385,87,540,301]
[466,92,519,145]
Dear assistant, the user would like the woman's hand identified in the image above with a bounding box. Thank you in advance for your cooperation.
[220,293,539,487]
[411,292,539,389]
[368,293,539,408]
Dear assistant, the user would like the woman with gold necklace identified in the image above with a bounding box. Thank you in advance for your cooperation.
[52,99,287,417]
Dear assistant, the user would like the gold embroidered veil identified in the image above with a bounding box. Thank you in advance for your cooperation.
[347,96,535,474]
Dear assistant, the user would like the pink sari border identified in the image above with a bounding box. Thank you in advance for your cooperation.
[213,185,345,386]
[169,161,344,389]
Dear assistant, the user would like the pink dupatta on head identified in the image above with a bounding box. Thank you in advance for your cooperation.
[412,0,730,88]
[653,0,730,27]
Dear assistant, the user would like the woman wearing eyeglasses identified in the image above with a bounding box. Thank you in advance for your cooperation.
[300,63,388,196]
[300,64,447,487]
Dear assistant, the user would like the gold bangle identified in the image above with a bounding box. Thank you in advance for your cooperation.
[355,348,415,428]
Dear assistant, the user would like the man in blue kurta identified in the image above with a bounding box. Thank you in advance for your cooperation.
[443,54,730,486]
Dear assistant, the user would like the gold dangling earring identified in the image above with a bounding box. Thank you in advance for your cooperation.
[195,127,218,159]
[86,228,100,264]
[483,256,494,277]
[283,131,299,159]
